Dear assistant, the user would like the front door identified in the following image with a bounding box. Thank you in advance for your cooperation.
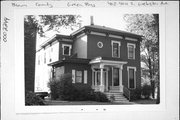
[111,68,120,90]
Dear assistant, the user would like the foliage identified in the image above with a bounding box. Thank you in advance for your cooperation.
[130,88,142,101]
[69,83,94,101]
[90,92,109,102]
[48,73,109,102]
[24,15,81,37]
[141,84,152,99]
[25,91,45,105]
[109,95,115,102]
[47,73,73,100]
[123,14,159,99]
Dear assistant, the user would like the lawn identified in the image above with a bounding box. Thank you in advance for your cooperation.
[43,98,157,105]
[133,99,157,104]
[44,98,134,105]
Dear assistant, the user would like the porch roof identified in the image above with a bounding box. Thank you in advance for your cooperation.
[89,56,128,65]
[48,57,91,67]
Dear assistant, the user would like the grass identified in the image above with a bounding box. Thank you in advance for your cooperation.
[43,97,157,105]
[133,98,157,104]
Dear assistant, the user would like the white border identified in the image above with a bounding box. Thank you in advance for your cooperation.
[13,6,166,114]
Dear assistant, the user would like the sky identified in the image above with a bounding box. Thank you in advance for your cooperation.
[36,8,128,49]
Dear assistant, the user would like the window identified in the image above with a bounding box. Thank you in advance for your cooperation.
[111,41,121,58]
[127,67,136,89]
[75,71,82,83]
[62,44,72,56]
[127,43,136,59]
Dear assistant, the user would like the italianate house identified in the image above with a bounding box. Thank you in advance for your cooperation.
[34,18,142,101]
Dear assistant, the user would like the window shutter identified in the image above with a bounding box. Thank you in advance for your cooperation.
[84,70,87,84]
[72,69,75,83]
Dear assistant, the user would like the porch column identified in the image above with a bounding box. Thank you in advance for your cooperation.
[91,68,94,89]
[100,64,104,92]
[119,65,123,92]
[106,68,109,91]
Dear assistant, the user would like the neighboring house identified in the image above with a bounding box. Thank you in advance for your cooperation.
[34,19,142,100]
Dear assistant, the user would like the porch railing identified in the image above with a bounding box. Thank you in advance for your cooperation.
[123,86,131,101]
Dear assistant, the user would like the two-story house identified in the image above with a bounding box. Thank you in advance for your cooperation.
[34,19,142,100]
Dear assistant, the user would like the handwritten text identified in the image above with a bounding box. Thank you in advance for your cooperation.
[12,3,27,7]
[67,2,95,7]
[35,2,53,8]
[2,17,10,42]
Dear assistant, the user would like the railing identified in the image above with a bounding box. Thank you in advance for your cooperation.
[123,86,131,101]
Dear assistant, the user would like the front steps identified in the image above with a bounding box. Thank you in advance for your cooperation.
[105,92,133,104]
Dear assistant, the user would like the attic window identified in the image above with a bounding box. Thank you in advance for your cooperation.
[62,44,72,56]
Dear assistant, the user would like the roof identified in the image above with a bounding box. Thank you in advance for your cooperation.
[39,24,142,49]
[71,25,143,38]
[89,56,128,65]
[48,57,91,67]
[40,34,73,48]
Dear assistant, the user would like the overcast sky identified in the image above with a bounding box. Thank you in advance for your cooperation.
[37,8,128,49]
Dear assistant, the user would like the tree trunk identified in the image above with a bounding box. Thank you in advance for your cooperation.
[148,57,155,99]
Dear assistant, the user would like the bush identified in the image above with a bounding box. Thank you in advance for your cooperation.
[48,73,93,101]
[25,91,45,105]
[90,92,109,102]
[48,73,73,100]
[48,73,109,102]
[69,83,94,101]
[130,88,142,101]
[141,84,152,99]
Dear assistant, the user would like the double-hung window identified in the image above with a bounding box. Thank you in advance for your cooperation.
[75,71,82,83]
[62,44,72,56]
[127,43,136,59]
[111,41,121,58]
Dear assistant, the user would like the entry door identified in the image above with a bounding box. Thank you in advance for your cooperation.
[113,68,119,86]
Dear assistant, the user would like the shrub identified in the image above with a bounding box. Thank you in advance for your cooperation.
[48,73,73,100]
[130,88,142,101]
[70,83,94,101]
[48,73,109,102]
[25,91,45,105]
[141,84,152,99]
[90,92,109,102]
[109,95,115,102]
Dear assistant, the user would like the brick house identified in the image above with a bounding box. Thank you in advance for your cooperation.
[34,19,142,101]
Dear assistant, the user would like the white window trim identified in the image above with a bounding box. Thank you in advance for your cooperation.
[72,69,75,83]
[84,70,87,84]
[127,66,136,89]
[97,41,103,48]
[127,43,136,59]
[62,44,72,56]
[111,40,121,58]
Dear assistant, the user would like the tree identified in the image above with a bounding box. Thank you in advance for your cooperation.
[123,14,159,101]
[24,15,81,92]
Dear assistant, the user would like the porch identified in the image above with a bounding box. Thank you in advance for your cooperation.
[90,57,128,93]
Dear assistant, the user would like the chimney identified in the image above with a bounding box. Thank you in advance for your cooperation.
[90,16,94,25]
